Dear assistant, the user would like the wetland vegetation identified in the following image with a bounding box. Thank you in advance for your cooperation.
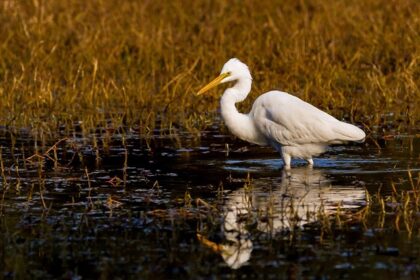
[0,0,419,279]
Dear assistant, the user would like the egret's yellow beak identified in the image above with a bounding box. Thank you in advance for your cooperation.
[196,72,230,96]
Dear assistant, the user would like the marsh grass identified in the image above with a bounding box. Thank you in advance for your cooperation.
[0,0,419,141]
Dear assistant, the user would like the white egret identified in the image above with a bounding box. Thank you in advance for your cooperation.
[197,58,366,169]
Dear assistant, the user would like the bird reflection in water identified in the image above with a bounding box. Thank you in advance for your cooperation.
[197,167,366,269]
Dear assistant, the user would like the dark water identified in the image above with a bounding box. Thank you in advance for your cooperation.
[0,128,419,279]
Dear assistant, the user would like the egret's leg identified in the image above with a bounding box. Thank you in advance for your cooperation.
[306,158,314,166]
[282,153,291,170]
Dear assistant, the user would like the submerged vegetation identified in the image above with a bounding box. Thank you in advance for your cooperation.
[0,0,419,140]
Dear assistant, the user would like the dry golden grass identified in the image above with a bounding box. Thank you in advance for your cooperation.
[0,0,419,139]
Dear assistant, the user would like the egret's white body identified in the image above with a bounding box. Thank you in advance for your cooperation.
[197,58,365,169]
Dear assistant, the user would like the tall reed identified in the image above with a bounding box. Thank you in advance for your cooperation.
[0,0,418,139]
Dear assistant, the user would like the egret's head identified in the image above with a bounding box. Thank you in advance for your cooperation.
[196,58,252,95]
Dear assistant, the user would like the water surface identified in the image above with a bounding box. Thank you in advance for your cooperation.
[0,129,419,279]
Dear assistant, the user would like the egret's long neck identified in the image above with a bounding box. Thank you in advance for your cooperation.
[220,78,267,146]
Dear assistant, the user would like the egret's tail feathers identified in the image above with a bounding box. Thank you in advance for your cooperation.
[331,121,366,143]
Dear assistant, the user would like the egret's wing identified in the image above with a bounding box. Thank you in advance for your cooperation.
[251,91,364,145]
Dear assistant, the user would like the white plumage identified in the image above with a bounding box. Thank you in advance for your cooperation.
[197,58,365,169]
